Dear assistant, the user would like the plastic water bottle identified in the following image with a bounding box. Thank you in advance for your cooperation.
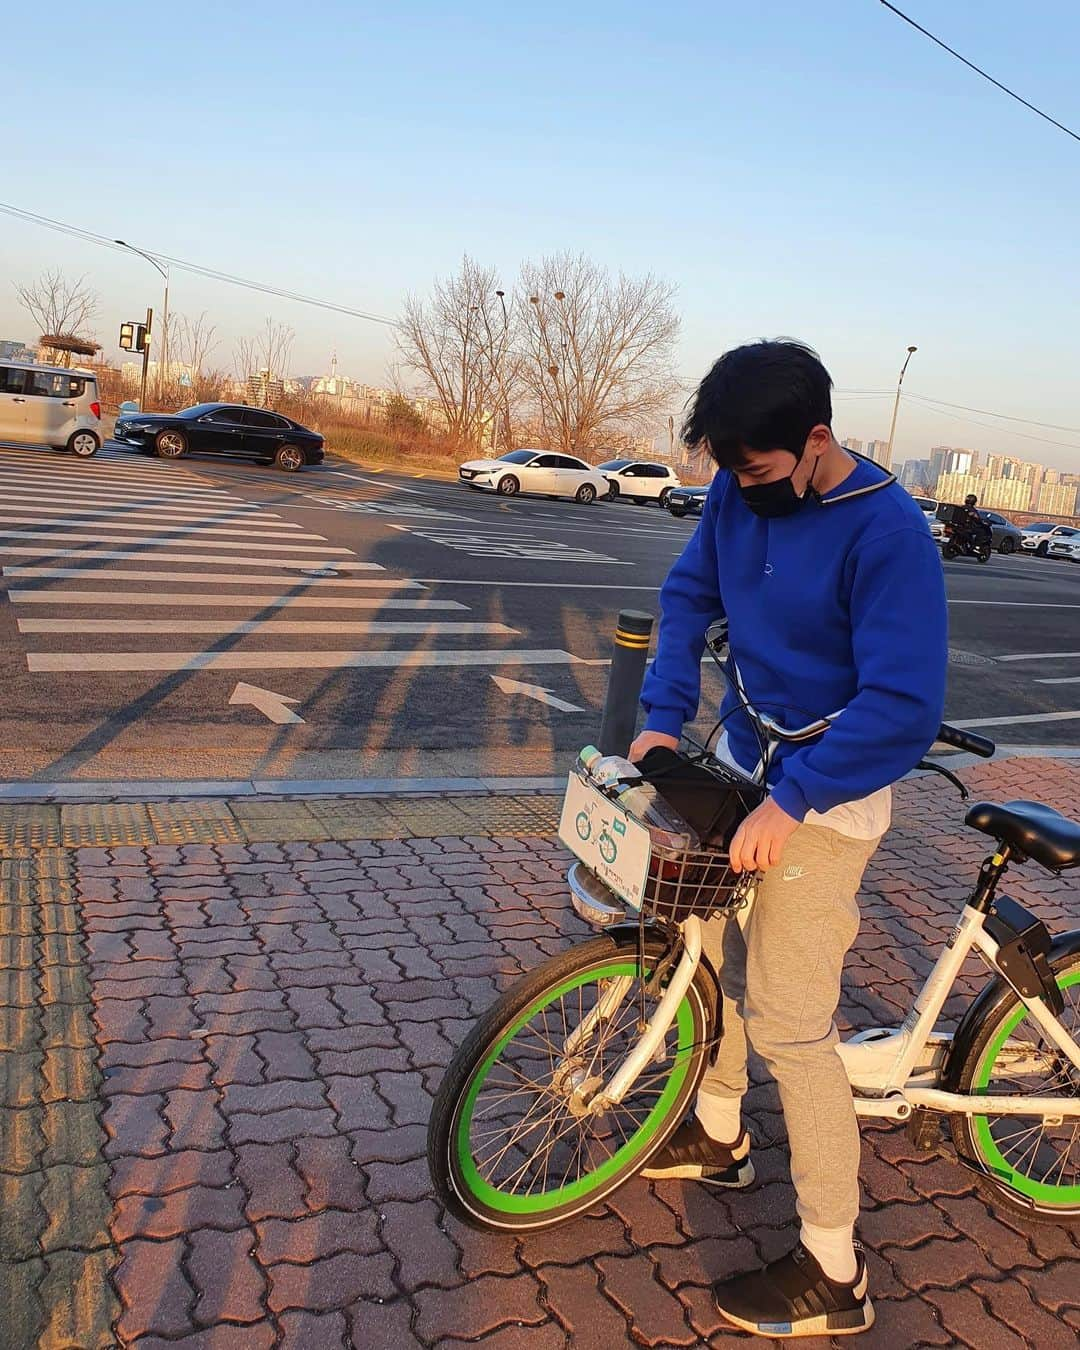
[578,746,699,850]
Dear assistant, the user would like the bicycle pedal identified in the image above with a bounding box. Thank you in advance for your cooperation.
[905,1107,941,1153]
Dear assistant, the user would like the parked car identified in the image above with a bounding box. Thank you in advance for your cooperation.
[665,485,709,518]
[1046,533,1080,564]
[112,404,324,471]
[1021,522,1080,558]
[597,459,681,507]
[912,494,943,540]
[0,361,102,456]
[457,449,608,503]
[978,509,1023,555]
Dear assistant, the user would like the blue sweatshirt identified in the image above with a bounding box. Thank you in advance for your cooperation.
[641,456,948,822]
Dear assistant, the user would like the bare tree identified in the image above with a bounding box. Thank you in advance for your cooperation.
[395,256,510,448]
[233,317,294,380]
[14,268,101,343]
[175,312,219,380]
[517,253,679,456]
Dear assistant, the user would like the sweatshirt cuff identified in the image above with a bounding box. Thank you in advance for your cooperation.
[642,707,685,739]
[770,777,810,823]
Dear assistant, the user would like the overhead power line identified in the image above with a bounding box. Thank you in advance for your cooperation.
[879,1,1080,144]
[0,201,399,327]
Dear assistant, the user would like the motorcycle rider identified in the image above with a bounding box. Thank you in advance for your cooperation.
[951,493,991,553]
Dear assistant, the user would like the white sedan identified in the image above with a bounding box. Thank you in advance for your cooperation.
[1020,522,1079,557]
[458,450,610,503]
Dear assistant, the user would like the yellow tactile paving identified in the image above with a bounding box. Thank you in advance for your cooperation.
[60,803,154,848]
[0,805,63,854]
[146,799,245,845]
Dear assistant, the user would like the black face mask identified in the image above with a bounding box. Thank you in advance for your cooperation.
[737,454,818,519]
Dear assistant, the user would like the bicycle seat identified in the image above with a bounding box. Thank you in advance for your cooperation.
[965,799,1080,871]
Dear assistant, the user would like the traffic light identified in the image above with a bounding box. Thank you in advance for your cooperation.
[119,321,148,352]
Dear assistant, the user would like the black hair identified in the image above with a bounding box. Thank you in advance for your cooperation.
[681,338,833,469]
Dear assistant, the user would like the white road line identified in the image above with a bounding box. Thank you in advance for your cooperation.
[1036,677,1080,686]
[952,710,1080,728]
[949,600,1080,610]
[0,547,381,568]
[27,647,586,673]
[0,500,296,527]
[10,590,465,610]
[411,578,661,589]
[995,651,1080,662]
[326,471,421,494]
[0,468,232,495]
[0,489,266,512]
[18,618,514,635]
[0,516,327,541]
[0,530,350,553]
[2,567,418,588]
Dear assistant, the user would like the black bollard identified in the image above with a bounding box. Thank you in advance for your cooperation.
[598,609,655,756]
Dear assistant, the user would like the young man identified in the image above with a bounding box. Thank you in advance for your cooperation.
[631,340,948,1338]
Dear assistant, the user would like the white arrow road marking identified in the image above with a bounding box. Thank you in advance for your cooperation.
[228,682,305,724]
[490,675,585,712]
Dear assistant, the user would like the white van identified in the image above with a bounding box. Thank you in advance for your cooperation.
[0,361,102,457]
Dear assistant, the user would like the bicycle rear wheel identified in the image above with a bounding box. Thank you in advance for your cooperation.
[950,953,1080,1223]
[427,928,717,1231]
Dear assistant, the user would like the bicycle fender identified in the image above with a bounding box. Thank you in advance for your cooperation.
[602,924,722,1048]
[940,926,1080,1093]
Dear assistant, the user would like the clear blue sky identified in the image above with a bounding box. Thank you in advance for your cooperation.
[3,1,1079,468]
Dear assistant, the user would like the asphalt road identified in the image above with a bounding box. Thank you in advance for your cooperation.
[0,441,1078,785]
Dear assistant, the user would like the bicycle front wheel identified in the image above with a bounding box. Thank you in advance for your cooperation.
[950,952,1080,1223]
[427,929,717,1231]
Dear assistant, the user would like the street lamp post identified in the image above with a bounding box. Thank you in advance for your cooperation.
[884,345,917,473]
[116,240,169,407]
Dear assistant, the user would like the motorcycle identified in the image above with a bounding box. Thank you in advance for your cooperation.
[941,520,992,563]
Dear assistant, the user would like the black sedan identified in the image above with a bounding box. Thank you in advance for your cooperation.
[665,485,708,518]
[112,404,324,471]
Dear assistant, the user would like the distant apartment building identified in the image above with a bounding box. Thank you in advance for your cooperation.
[840,437,863,453]
[1037,480,1079,517]
[0,338,36,362]
[899,458,931,490]
[865,439,890,466]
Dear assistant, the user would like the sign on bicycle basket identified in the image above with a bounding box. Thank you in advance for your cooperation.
[558,773,652,910]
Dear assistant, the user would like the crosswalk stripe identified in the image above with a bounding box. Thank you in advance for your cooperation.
[0,547,381,568]
[0,467,231,495]
[9,590,465,610]
[19,618,517,635]
[2,567,418,587]
[27,647,587,672]
[0,499,296,527]
[0,516,327,540]
[0,488,264,511]
[0,481,236,505]
[0,529,351,553]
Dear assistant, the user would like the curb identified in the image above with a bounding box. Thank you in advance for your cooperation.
[0,774,567,805]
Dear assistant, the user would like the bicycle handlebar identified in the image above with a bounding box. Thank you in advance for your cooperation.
[935,723,996,759]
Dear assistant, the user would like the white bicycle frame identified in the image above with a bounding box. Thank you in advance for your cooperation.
[567,644,1080,1125]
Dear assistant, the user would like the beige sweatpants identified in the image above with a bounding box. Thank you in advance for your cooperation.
[699,822,881,1229]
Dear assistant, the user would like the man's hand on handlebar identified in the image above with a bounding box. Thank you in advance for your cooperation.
[729,798,800,873]
[628,730,679,763]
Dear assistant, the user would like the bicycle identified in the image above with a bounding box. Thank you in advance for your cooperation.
[427,624,1080,1232]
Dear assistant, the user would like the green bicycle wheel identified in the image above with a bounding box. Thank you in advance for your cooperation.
[428,930,717,1231]
[951,955,1080,1223]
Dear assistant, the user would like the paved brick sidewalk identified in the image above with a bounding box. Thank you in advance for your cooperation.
[1,759,1079,1347]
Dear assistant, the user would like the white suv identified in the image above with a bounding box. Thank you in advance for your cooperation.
[1021,522,1078,558]
[0,361,102,457]
[598,459,681,506]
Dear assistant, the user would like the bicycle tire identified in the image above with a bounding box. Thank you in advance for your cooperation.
[949,952,1080,1224]
[427,929,717,1232]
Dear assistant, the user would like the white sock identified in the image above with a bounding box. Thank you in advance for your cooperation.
[800,1221,858,1284]
[694,1090,742,1144]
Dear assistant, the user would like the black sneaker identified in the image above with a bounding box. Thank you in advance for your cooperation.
[714,1242,874,1339]
[640,1117,754,1187]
